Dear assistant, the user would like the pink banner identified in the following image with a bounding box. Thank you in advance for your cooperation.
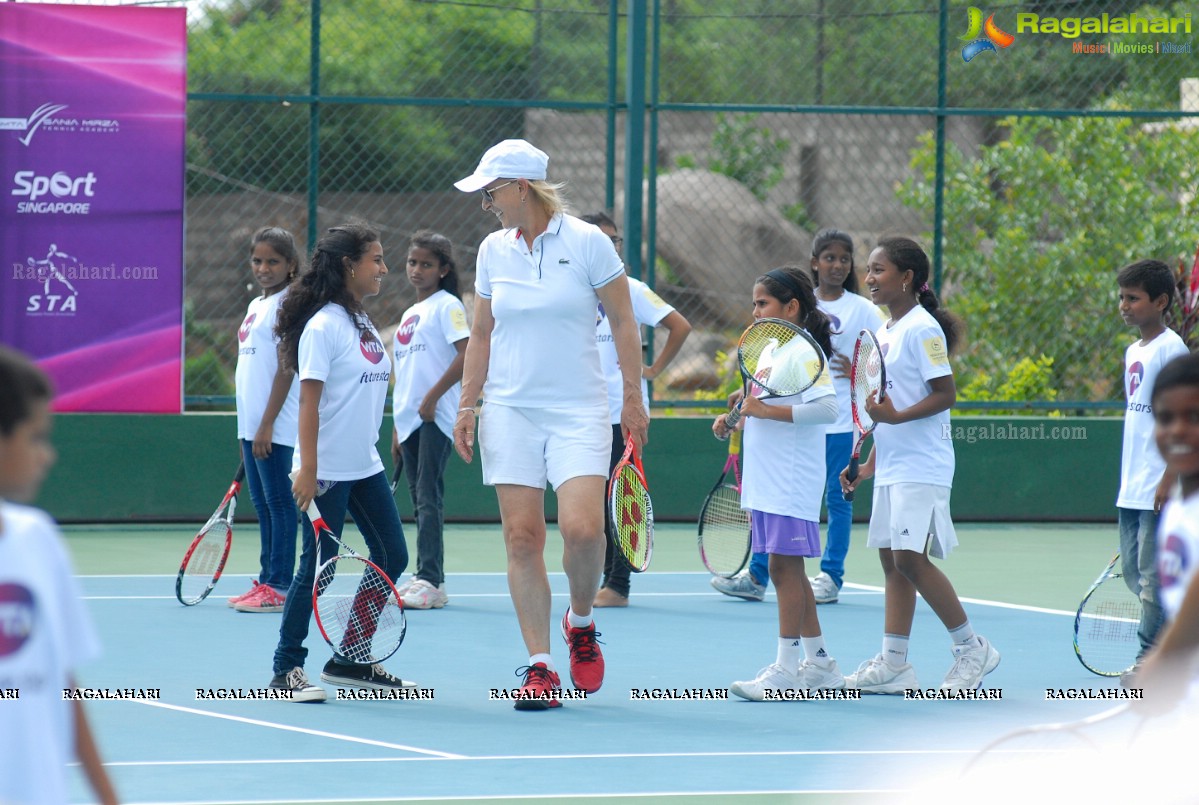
[0,4,186,412]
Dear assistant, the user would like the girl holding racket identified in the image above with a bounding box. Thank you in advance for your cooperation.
[229,226,301,613]
[452,140,648,708]
[267,223,411,702]
[840,236,999,693]
[390,230,469,610]
[711,266,845,699]
[808,228,885,605]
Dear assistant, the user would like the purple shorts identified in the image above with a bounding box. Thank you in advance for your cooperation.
[750,510,821,557]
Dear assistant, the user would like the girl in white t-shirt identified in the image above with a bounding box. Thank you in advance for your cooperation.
[712,266,843,700]
[268,223,411,701]
[1137,353,1199,710]
[229,227,301,613]
[390,231,470,610]
[808,228,885,605]
[840,235,999,694]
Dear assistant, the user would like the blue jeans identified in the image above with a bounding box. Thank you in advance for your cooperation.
[240,440,298,592]
[1118,507,1163,655]
[819,431,853,588]
[399,423,452,586]
[272,471,407,675]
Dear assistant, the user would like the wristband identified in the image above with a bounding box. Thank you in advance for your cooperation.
[458,407,476,414]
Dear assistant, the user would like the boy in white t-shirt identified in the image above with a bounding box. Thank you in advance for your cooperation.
[1134,353,1199,712]
[0,345,118,805]
[1115,260,1190,681]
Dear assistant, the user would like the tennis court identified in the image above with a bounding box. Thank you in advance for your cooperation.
[64,520,1130,805]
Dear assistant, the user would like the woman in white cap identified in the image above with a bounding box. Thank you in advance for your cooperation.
[452,139,648,710]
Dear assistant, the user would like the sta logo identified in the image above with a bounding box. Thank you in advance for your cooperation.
[397,315,420,346]
[360,332,386,364]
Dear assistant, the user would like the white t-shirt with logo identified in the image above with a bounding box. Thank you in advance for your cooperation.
[596,276,673,424]
[741,338,837,521]
[392,290,471,442]
[1157,488,1199,622]
[1117,328,1188,509]
[817,291,887,434]
[293,303,390,480]
[0,503,102,805]
[235,291,300,444]
[873,306,955,488]
[475,213,625,408]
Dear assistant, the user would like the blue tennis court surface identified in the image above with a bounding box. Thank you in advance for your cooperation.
[71,569,1125,804]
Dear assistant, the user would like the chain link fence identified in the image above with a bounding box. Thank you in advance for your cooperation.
[31,0,1198,411]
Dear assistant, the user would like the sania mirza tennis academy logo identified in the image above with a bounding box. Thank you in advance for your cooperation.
[960,7,1015,62]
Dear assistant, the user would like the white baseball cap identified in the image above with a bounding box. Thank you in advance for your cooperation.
[453,139,549,193]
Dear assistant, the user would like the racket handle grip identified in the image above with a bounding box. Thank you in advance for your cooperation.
[723,403,744,433]
[307,497,324,523]
[843,458,859,502]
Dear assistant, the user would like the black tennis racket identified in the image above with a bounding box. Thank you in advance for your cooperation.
[723,318,826,432]
[175,462,245,606]
[844,328,885,502]
[307,495,407,665]
[697,429,751,578]
[608,433,654,573]
[1073,553,1140,677]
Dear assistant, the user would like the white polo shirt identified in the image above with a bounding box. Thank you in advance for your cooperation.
[596,276,673,423]
[873,306,955,488]
[475,213,624,407]
[1158,488,1199,622]
[293,303,390,480]
[1117,328,1188,510]
[235,291,299,444]
[817,292,886,435]
[392,290,471,442]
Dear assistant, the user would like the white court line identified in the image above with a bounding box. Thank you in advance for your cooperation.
[129,700,464,759]
[88,790,899,805]
[103,746,974,768]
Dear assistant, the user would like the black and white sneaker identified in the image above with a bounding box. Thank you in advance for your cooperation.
[269,666,327,703]
[320,657,417,690]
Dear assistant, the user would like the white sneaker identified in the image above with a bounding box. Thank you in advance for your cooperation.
[730,663,801,701]
[809,572,839,604]
[395,576,416,596]
[269,667,327,703]
[799,658,845,690]
[941,636,1000,692]
[710,569,766,602]
[401,579,448,610]
[845,654,919,694]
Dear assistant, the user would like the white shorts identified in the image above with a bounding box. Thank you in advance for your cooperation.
[478,402,611,491]
[867,482,958,559]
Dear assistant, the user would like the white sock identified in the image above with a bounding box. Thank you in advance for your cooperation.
[567,608,593,629]
[882,634,910,667]
[529,653,554,671]
[948,621,980,647]
[801,636,832,667]
[777,637,802,671]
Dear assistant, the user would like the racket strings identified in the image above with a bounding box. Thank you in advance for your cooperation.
[1076,579,1140,675]
[314,556,405,665]
[698,485,750,575]
[740,324,822,397]
[851,342,883,430]
[611,466,653,570]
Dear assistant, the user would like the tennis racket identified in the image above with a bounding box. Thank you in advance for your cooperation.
[389,461,402,494]
[175,462,245,606]
[1073,552,1140,677]
[723,318,826,432]
[307,495,407,665]
[844,328,885,502]
[697,429,751,577]
[608,433,654,573]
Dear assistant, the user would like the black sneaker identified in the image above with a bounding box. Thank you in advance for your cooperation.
[269,666,327,703]
[320,657,417,690]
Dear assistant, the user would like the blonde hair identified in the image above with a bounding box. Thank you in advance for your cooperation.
[526,180,570,217]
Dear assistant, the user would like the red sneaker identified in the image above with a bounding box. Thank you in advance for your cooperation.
[560,611,604,693]
[514,663,562,710]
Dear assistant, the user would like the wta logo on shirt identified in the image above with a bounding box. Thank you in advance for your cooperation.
[360,332,386,364]
[238,312,256,343]
[1159,532,1188,592]
[825,312,842,331]
[0,584,35,657]
[1128,361,1145,398]
[397,314,420,346]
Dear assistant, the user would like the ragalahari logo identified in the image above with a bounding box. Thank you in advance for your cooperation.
[960,7,1015,62]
